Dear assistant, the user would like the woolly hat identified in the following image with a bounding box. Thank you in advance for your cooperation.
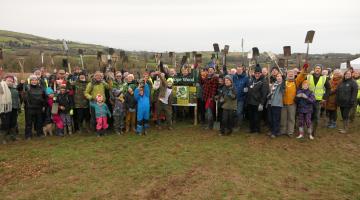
[224,75,233,83]
[45,87,54,95]
[254,64,262,73]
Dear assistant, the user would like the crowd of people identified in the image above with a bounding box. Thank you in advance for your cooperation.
[0,61,359,144]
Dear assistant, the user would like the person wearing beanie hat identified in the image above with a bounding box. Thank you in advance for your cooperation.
[156,72,174,130]
[218,74,237,136]
[0,75,20,143]
[306,63,331,135]
[246,63,269,134]
[89,94,111,137]
[111,87,125,135]
[295,79,316,140]
[24,73,46,139]
[73,72,90,132]
[56,82,74,136]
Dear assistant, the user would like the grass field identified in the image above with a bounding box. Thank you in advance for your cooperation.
[1,117,360,200]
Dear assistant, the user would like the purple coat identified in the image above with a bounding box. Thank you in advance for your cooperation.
[295,89,316,114]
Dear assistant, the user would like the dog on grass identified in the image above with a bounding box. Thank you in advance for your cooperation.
[43,123,54,136]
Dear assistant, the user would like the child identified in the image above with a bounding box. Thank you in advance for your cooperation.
[295,80,316,140]
[219,75,237,136]
[90,94,112,136]
[134,81,150,135]
[112,89,125,135]
[56,84,74,136]
[125,86,137,133]
[0,75,20,144]
[268,73,285,138]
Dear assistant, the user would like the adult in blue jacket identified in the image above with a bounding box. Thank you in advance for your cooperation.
[232,66,249,125]
[134,82,150,135]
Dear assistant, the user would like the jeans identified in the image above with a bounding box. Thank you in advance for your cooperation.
[270,106,282,136]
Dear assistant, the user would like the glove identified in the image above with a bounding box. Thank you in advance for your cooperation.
[69,109,74,115]
[302,94,308,99]
[243,87,248,93]
[258,104,264,112]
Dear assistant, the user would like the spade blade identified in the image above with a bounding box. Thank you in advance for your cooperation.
[305,30,315,43]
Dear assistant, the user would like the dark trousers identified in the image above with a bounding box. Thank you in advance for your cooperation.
[340,106,351,121]
[156,101,172,127]
[221,109,235,134]
[248,104,261,133]
[74,107,90,131]
[328,110,337,122]
[25,108,43,138]
[197,98,206,123]
[270,106,282,136]
[1,109,19,140]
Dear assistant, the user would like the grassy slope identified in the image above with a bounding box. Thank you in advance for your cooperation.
[0,115,359,200]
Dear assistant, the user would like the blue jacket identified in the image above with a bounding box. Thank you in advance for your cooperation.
[90,102,111,118]
[232,72,249,102]
[134,83,150,109]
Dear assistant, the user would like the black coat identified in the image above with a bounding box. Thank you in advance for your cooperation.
[24,85,46,109]
[246,76,269,106]
[336,78,358,107]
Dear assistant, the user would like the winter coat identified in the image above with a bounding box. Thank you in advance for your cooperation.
[269,81,285,107]
[135,83,151,112]
[232,72,249,102]
[326,76,342,111]
[84,80,110,101]
[74,80,89,108]
[295,89,316,114]
[56,92,74,114]
[246,76,269,106]
[90,101,111,118]
[283,69,306,105]
[9,87,20,109]
[112,96,125,116]
[336,78,358,107]
[125,92,137,111]
[158,75,174,105]
[24,85,46,109]
[220,85,237,110]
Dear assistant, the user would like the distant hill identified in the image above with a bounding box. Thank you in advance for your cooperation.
[0,29,359,73]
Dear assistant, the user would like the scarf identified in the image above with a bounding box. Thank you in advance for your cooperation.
[0,81,12,114]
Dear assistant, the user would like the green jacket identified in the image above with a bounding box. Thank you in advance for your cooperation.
[84,81,110,101]
[74,80,89,108]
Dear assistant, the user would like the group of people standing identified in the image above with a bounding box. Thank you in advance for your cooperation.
[0,61,359,144]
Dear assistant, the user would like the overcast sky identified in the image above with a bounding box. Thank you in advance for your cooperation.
[1,0,359,54]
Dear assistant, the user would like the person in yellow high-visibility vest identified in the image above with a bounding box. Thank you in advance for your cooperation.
[306,64,331,136]
[349,70,360,121]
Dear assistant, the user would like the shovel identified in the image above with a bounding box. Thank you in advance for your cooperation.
[304,30,315,63]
